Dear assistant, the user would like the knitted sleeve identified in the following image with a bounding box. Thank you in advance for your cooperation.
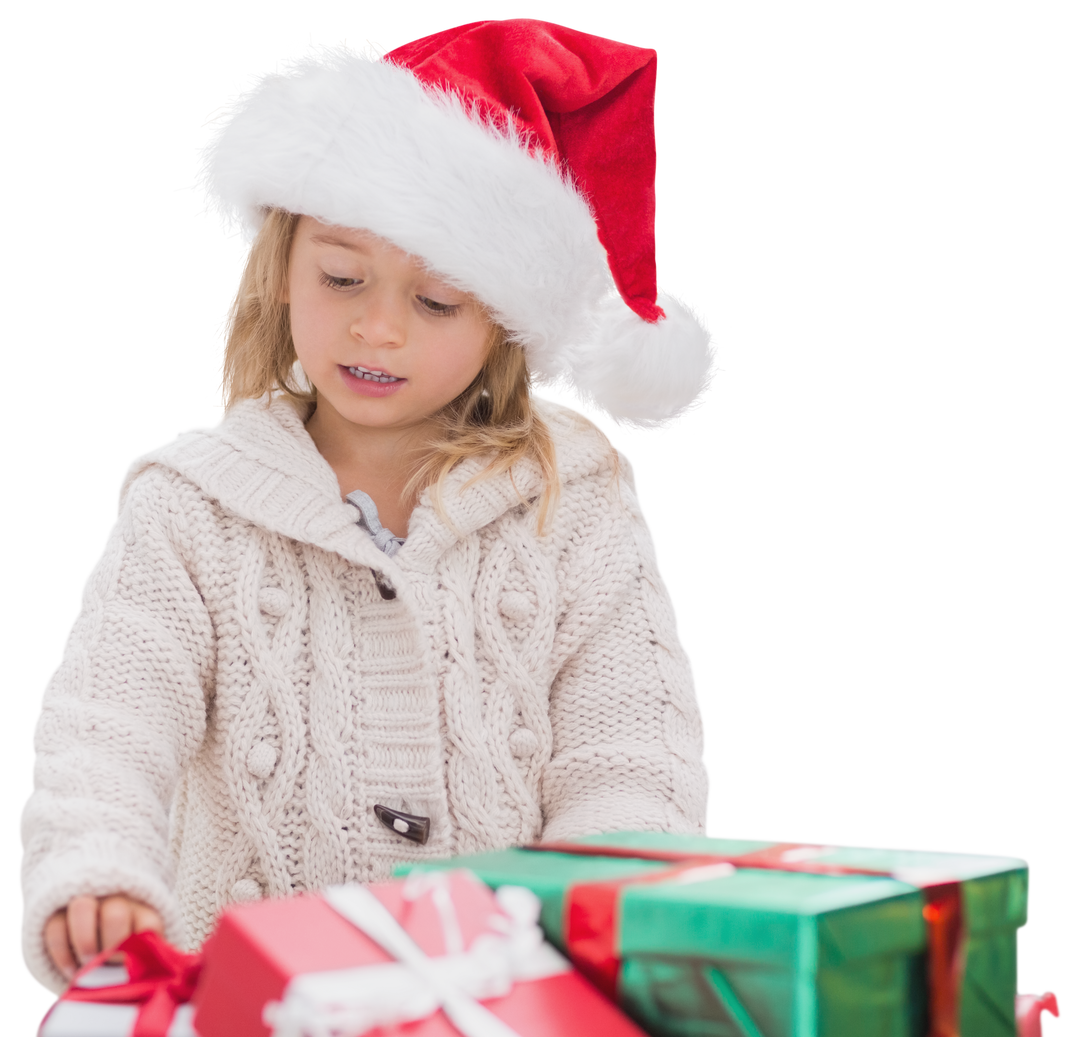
[21,465,215,991]
[540,453,708,840]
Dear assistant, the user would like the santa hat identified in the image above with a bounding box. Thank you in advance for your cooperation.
[206,19,712,424]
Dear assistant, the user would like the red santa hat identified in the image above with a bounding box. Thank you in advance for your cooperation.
[206,19,712,424]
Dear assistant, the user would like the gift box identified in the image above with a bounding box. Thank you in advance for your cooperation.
[193,868,650,1037]
[401,832,1030,1037]
[38,931,201,1037]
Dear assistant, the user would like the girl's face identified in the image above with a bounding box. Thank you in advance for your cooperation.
[287,217,492,434]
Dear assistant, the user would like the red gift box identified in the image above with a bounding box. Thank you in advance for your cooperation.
[193,869,648,1037]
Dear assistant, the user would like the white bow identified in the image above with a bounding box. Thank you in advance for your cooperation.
[265,874,568,1037]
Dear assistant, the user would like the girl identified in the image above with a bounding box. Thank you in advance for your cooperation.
[22,18,713,990]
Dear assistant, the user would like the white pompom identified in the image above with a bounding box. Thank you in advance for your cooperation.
[561,285,730,438]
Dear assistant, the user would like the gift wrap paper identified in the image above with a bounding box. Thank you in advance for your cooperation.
[402,832,1027,1037]
[38,932,202,1037]
[194,869,649,1037]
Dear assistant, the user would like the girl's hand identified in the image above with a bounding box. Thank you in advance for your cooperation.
[44,895,164,980]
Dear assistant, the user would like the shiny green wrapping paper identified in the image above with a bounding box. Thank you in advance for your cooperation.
[400,831,1027,1037]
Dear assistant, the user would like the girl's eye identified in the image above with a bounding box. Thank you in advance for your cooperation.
[317,273,457,313]
[320,273,363,290]
[418,295,459,317]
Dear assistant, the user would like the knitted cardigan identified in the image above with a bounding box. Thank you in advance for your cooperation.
[22,396,707,990]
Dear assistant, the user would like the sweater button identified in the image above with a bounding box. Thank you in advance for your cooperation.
[371,570,397,601]
[373,804,431,844]
[509,729,539,758]
[246,742,277,779]
[231,879,262,902]
[258,586,289,617]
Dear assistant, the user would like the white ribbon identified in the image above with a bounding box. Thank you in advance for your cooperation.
[265,873,569,1037]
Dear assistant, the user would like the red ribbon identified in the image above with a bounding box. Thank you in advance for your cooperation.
[59,930,202,1037]
[531,841,965,1037]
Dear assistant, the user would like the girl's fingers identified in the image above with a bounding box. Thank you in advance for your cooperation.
[44,895,165,978]
[44,911,77,980]
[67,895,102,965]
[131,901,165,934]
[99,896,135,959]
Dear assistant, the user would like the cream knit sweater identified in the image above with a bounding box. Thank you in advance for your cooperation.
[22,396,707,990]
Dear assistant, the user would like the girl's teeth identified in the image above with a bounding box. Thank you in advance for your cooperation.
[348,366,399,383]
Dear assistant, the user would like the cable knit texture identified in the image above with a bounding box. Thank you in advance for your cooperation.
[22,396,707,990]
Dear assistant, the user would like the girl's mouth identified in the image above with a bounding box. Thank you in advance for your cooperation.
[345,364,402,383]
[339,364,406,398]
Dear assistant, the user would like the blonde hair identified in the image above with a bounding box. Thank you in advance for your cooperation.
[223,209,559,531]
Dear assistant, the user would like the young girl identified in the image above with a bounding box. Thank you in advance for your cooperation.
[22,18,712,990]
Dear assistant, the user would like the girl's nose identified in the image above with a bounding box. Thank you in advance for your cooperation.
[350,287,408,347]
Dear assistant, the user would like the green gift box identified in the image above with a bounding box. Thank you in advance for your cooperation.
[398,831,1027,1037]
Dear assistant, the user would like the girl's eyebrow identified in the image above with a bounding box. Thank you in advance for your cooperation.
[310,234,367,252]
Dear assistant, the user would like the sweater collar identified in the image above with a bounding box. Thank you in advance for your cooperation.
[128,396,380,571]
[127,395,544,575]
